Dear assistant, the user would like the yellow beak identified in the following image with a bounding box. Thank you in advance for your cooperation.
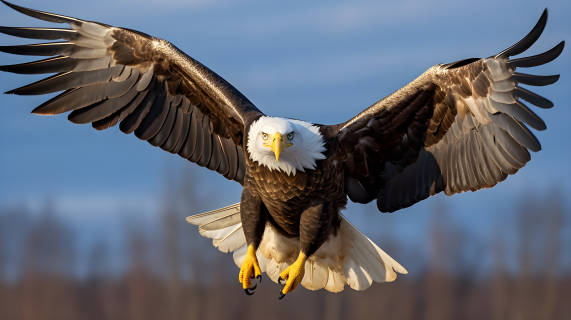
[270,132,284,161]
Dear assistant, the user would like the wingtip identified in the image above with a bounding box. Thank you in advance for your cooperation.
[1,0,79,24]
[1,1,26,12]
[509,40,565,68]
[31,105,43,115]
[496,8,549,59]
[557,40,566,56]
[31,105,51,115]
[540,8,548,24]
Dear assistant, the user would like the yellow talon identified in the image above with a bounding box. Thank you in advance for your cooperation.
[239,245,262,290]
[279,252,307,296]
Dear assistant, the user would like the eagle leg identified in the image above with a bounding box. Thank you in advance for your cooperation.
[278,252,307,298]
[239,245,262,295]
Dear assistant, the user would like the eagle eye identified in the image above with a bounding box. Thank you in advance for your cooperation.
[287,132,294,140]
[262,133,268,140]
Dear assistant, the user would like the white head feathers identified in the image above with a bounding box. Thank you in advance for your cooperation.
[247,117,326,175]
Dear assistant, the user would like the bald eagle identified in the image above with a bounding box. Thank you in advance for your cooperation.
[0,1,564,298]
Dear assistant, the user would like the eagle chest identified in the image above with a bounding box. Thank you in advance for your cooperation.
[246,157,344,221]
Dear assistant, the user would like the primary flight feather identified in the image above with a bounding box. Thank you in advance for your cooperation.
[0,1,563,298]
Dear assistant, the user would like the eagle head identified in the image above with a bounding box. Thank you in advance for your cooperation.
[247,117,327,175]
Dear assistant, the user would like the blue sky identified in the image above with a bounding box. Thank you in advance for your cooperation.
[0,0,570,271]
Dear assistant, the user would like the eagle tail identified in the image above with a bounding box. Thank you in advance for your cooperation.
[259,213,407,292]
[186,204,268,271]
[187,206,407,292]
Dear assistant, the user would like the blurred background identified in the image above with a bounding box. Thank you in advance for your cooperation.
[0,0,570,319]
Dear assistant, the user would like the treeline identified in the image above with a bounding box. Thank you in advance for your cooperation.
[0,169,569,320]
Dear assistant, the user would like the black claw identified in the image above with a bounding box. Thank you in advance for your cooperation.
[244,274,261,296]
[278,281,287,300]
[244,281,257,296]
[278,275,288,299]
[244,277,258,296]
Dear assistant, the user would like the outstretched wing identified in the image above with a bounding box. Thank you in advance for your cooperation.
[323,9,563,212]
[0,1,263,184]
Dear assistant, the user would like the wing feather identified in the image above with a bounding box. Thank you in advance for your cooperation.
[514,86,553,108]
[513,73,560,86]
[0,1,255,185]
[93,78,154,131]
[328,9,561,212]
[196,116,213,167]
[0,56,112,74]
[187,112,204,162]
[207,134,222,171]
[509,41,565,68]
[150,100,177,147]
[216,137,230,176]
[496,9,547,58]
[120,86,157,134]
[135,87,170,141]
[179,110,199,159]
[0,26,76,40]
[173,112,191,155]
[0,42,73,56]
[6,66,123,95]
[161,107,184,152]
[69,84,139,124]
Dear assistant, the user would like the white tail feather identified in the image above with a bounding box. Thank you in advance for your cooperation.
[200,213,241,231]
[187,205,407,292]
[187,204,247,253]
[211,224,245,253]
[186,203,240,226]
